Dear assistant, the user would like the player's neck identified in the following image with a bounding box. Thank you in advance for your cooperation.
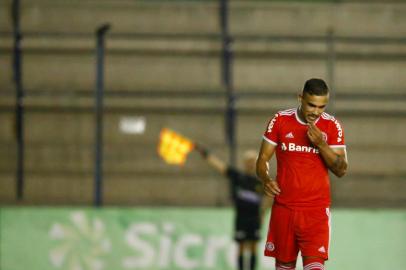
[296,107,308,123]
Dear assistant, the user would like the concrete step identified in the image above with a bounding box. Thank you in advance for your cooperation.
[230,2,406,37]
[1,172,405,207]
[0,173,15,204]
[2,1,406,95]
[2,107,406,148]
[2,1,406,36]
[331,174,406,208]
[2,90,406,121]
[1,142,404,177]
[0,172,229,206]
[2,46,405,95]
[1,109,406,175]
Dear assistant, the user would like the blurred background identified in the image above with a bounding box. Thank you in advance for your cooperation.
[0,0,405,270]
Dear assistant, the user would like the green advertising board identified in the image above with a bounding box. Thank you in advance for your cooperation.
[0,207,405,270]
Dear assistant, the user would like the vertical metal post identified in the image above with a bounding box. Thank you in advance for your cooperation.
[12,0,24,200]
[220,0,236,167]
[94,24,110,207]
[326,28,336,112]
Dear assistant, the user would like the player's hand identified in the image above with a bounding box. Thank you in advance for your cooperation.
[307,122,325,148]
[263,178,280,196]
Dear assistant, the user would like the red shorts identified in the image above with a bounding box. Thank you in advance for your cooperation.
[264,203,331,262]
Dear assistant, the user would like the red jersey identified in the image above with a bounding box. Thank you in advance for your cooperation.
[263,108,346,209]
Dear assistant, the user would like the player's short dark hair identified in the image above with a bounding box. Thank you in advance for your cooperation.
[303,78,329,96]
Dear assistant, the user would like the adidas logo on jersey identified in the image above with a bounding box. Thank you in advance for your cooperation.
[285,132,294,138]
[318,246,326,253]
[281,143,319,154]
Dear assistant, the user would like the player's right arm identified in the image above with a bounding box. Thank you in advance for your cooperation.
[257,114,282,197]
[256,140,280,196]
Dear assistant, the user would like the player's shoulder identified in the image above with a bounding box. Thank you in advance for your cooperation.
[277,108,296,116]
[321,112,344,128]
[321,112,338,122]
[274,108,296,118]
[321,111,334,120]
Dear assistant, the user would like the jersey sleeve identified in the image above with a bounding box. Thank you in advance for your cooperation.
[263,113,280,145]
[327,117,345,148]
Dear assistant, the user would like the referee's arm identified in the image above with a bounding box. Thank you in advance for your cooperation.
[205,154,227,175]
[194,144,227,175]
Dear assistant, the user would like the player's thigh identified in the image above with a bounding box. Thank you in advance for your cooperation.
[264,204,299,262]
[298,208,331,260]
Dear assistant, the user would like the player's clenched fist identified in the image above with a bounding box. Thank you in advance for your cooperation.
[263,178,281,197]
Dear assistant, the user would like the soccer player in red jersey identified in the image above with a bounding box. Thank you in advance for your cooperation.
[256,78,348,270]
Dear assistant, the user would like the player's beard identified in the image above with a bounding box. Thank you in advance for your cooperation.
[307,114,319,123]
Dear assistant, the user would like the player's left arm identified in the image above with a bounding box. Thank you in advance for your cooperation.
[307,122,348,177]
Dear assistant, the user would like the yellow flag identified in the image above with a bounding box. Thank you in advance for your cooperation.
[158,128,194,165]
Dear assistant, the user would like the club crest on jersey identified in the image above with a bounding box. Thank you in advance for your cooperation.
[281,143,319,154]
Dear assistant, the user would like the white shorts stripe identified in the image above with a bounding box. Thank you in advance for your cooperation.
[327,207,332,257]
